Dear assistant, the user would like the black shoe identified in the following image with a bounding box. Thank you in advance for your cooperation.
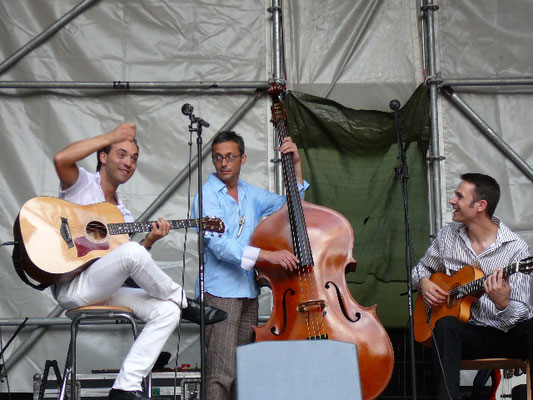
[182,298,227,325]
[108,389,149,400]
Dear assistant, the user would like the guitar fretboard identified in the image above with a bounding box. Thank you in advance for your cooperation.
[107,219,200,235]
[452,261,523,300]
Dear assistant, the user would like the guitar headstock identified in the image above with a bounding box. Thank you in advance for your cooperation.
[202,217,225,236]
[517,257,533,274]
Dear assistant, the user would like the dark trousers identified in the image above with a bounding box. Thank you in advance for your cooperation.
[433,316,533,399]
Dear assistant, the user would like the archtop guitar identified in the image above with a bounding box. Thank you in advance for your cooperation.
[414,257,533,345]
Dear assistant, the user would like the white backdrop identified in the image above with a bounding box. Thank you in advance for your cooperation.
[0,0,532,393]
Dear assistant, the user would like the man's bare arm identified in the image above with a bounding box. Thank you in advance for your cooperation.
[53,122,136,189]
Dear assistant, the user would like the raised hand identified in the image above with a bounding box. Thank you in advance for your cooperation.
[109,122,136,144]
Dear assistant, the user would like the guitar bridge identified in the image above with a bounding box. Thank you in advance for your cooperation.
[60,217,74,248]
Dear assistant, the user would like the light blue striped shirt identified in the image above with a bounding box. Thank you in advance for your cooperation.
[192,173,308,298]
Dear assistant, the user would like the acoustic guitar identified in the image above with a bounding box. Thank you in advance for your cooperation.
[414,257,533,345]
[13,196,225,285]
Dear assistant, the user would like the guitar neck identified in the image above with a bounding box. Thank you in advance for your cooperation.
[107,219,200,235]
[455,262,521,298]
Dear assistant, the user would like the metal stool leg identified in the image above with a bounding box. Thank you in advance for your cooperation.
[57,341,72,400]
[70,315,81,400]
[61,307,149,399]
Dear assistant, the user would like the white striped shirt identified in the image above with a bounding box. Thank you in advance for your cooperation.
[412,217,533,332]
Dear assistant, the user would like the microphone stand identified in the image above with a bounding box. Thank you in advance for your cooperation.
[183,105,210,400]
[0,317,28,378]
[390,99,418,400]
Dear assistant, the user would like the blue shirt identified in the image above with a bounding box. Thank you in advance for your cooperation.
[192,173,308,298]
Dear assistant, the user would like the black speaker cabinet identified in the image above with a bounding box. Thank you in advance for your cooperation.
[236,340,362,400]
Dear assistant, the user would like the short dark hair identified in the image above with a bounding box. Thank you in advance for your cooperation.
[460,173,500,218]
[212,130,245,155]
[96,139,138,171]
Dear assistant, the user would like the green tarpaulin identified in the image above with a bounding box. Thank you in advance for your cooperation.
[285,84,431,327]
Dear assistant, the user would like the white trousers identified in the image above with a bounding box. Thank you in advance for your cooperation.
[54,241,187,391]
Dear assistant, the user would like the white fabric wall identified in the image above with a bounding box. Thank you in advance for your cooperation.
[1,0,532,393]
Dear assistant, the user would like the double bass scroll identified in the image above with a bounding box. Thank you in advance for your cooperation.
[250,84,394,400]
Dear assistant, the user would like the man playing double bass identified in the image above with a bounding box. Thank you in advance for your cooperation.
[412,173,533,399]
[191,130,308,399]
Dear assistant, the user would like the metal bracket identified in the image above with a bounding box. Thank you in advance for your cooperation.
[421,5,440,12]
[425,75,444,85]
[112,81,130,89]
[426,155,446,162]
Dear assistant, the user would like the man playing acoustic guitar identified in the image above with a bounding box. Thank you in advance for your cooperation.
[412,173,533,399]
[52,122,226,400]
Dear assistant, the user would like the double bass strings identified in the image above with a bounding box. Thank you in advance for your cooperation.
[273,102,326,339]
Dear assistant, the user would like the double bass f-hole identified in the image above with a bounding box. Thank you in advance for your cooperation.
[325,280,362,323]
[271,288,296,336]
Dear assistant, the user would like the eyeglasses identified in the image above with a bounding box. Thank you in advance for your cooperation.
[212,153,241,163]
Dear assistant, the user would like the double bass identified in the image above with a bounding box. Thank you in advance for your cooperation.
[250,84,394,400]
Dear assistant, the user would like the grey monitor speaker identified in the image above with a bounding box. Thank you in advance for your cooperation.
[236,340,362,400]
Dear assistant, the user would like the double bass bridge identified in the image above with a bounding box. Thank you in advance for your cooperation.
[297,300,329,340]
[296,299,326,314]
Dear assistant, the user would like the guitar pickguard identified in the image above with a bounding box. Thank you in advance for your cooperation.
[74,236,109,257]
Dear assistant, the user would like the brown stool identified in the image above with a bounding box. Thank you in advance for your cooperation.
[57,305,151,400]
[461,358,531,400]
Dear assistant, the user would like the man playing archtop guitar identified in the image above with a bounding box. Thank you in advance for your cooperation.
[412,173,533,400]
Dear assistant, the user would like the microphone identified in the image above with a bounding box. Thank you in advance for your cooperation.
[181,103,210,127]
[196,118,210,128]
[181,103,194,116]
[389,99,401,111]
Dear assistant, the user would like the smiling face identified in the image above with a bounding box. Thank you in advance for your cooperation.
[212,141,246,187]
[449,180,485,223]
[99,140,139,186]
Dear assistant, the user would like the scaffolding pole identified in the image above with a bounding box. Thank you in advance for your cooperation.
[0,0,100,76]
[269,0,285,195]
[0,81,268,90]
[269,0,283,84]
[442,87,533,183]
[439,77,533,87]
[422,0,443,235]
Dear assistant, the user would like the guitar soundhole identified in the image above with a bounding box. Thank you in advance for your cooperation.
[85,221,109,242]
[446,293,458,308]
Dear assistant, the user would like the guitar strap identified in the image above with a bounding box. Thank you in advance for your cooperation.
[12,241,49,291]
